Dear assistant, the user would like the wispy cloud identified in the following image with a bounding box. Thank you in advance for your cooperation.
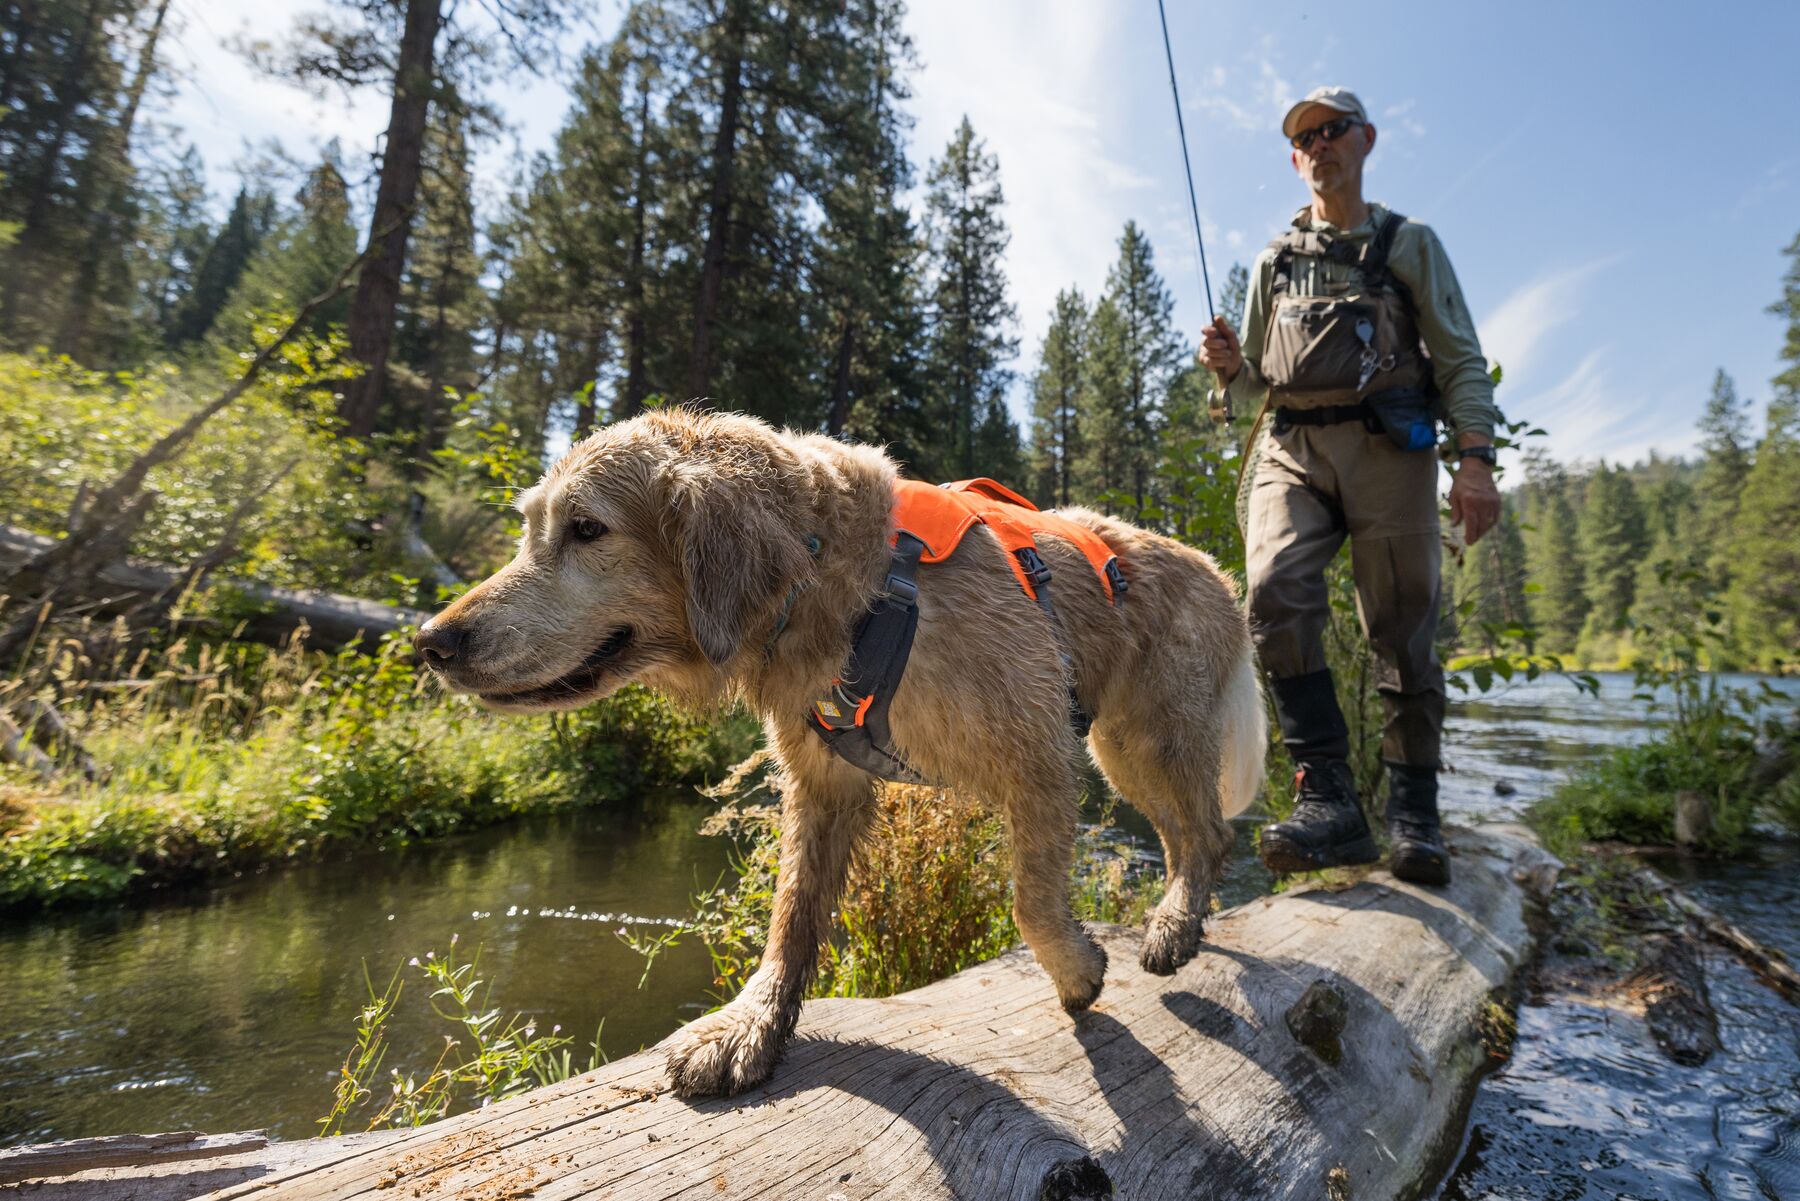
[1506,348,1691,465]
[1187,48,1297,134]
[1478,256,1618,382]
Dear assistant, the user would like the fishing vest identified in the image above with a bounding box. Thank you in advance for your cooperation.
[809,478,1126,783]
[1260,208,1434,411]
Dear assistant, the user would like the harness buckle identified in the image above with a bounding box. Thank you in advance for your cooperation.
[1104,558,1129,600]
[1013,546,1054,590]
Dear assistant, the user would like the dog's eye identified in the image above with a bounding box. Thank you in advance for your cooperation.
[570,517,608,543]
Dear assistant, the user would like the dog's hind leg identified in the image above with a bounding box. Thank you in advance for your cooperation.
[663,724,877,1099]
[1089,703,1237,977]
[985,753,1109,1013]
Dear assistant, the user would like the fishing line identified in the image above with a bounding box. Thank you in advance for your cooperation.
[1154,0,1216,323]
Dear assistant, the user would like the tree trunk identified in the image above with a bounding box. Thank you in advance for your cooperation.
[22,826,1560,1201]
[620,69,652,417]
[826,313,855,435]
[339,0,443,439]
[58,0,171,359]
[687,0,746,403]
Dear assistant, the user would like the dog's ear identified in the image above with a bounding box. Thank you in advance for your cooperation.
[673,468,807,668]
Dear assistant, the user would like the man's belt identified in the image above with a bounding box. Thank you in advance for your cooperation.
[1271,401,1378,434]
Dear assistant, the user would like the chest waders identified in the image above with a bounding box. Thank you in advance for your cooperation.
[1234,210,1439,520]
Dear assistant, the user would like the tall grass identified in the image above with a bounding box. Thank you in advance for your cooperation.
[0,623,755,909]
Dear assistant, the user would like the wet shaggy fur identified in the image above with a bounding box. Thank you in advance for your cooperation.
[417,408,1265,1099]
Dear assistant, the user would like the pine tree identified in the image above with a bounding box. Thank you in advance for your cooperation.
[258,0,572,438]
[1218,261,1248,332]
[1027,288,1087,506]
[1576,462,1649,641]
[1454,498,1529,635]
[817,0,926,457]
[1693,368,1751,592]
[1724,397,1800,663]
[1520,453,1587,651]
[138,142,211,342]
[165,186,274,346]
[1076,221,1183,516]
[210,149,358,346]
[0,0,139,349]
[920,116,1017,480]
[1722,231,1800,664]
[57,0,171,362]
[393,107,483,452]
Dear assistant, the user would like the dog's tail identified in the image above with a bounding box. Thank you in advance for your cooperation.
[1216,640,1266,819]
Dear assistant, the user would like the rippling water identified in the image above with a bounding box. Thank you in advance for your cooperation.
[1,671,1796,1176]
[1433,674,1800,1201]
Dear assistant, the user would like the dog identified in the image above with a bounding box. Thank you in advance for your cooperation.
[415,407,1265,1098]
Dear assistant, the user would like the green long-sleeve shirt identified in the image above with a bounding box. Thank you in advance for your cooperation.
[1216,203,1501,438]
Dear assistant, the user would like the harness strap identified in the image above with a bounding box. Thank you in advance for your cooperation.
[809,532,930,784]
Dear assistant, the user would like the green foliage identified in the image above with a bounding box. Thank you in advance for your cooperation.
[0,628,753,910]
[0,346,413,598]
[624,773,1157,1006]
[1527,563,1796,855]
[318,936,604,1134]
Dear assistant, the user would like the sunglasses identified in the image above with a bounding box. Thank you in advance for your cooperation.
[1289,115,1362,152]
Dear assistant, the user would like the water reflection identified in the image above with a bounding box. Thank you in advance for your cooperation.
[0,795,732,1144]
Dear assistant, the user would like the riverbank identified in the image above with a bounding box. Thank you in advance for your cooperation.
[0,633,754,910]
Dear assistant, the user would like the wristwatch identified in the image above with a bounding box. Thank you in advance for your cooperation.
[1456,445,1498,466]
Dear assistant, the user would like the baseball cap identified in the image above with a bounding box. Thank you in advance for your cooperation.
[1281,87,1368,138]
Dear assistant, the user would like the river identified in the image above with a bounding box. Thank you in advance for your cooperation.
[2,672,1797,1190]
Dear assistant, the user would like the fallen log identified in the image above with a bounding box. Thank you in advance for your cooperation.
[7,824,1558,1201]
[0,525,425,653]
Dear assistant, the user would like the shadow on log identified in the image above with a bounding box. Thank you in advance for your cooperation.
[0,525,425,653]
[3,825,1559,1201]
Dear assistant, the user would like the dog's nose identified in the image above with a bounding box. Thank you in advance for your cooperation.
[414,621,465,666]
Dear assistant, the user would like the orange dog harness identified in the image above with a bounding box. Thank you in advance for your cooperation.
[811,478,1127,782]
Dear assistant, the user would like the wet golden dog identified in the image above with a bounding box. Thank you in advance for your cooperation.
[416,408,1264,1098]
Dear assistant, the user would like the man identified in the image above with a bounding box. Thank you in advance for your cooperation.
[1199,87,1502,885]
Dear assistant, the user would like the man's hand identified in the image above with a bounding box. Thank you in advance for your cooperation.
[1199,317,1243,385]
[1448,455,1501,545]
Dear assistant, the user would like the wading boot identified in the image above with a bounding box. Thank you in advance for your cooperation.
[1386,762,1450,885]
[1258,760,1379,875]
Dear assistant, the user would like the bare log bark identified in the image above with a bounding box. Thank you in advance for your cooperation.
[0,711,57,781]
[1625,858,1800,1004]
[12,697,103,782]
[0,525,425,653]
[22,826,1559,1201]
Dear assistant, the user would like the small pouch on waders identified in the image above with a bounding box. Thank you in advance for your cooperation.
[1263,295,1376,393]
[1364,389,1438,452]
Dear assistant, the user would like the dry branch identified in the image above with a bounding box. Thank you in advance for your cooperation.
[0,525,425,653]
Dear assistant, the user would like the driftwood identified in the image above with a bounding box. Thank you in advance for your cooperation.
[0,525,425,653]
[1624,858,1800,1004]
[8,824,1559,1201]
[1625,934,1722,1066]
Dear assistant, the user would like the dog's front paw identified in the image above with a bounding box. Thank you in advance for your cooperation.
[1140,908,1205,976]
[663,998,789,1098]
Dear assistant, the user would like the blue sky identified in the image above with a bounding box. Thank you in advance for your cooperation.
[160,0,1800,465]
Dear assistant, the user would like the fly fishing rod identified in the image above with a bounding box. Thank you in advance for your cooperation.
[1154,0,1216,323]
